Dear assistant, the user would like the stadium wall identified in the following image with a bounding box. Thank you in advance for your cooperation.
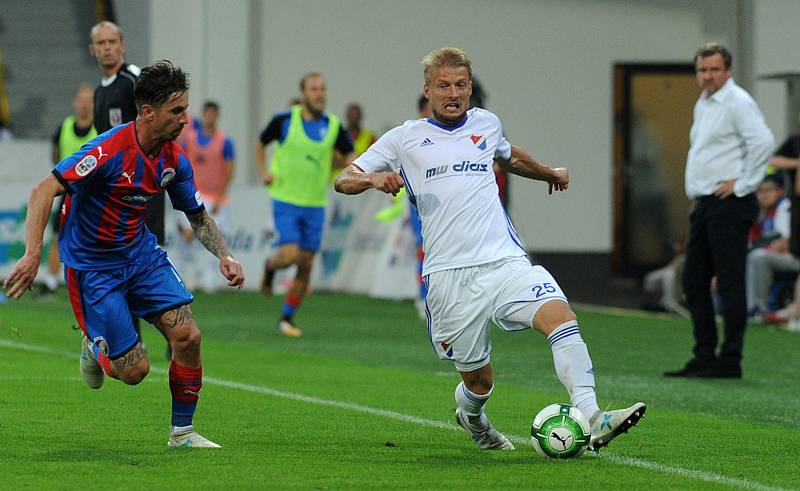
[136,0,744,255]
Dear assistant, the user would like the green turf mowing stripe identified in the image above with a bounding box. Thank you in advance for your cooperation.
[0,338,790,491]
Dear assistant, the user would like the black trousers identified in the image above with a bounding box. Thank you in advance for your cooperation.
[682,193,758,366]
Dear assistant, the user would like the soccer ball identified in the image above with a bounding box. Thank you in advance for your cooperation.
[531,403,591,459]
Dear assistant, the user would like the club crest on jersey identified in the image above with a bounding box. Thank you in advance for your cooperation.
[160,167,176,187]
[109,108,122,127]
[470,134,487,150]
[75,155,98,176]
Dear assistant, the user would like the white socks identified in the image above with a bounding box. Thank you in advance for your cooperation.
[548,321,600,418]
[455,381,492,431]
[43,273,58,291]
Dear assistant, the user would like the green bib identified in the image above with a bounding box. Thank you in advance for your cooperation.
[59,116,98,159]
[268,105,339,207]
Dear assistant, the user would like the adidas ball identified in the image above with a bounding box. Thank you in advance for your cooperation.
[531,403,591,459]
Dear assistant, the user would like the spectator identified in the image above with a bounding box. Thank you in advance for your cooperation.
[745,173,795,317]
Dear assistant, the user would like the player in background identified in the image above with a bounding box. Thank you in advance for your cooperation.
[90,21,166,251]
[3,61,244,448]
[335,47,645,451]
[39,84,97,297]
[256,73,354,337]
[175,101,235,292]
[374,95,431,318]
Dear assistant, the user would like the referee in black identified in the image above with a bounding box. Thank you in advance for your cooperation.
[89,20,165,244]
[89,21,166,345]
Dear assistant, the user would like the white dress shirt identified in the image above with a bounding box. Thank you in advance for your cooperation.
[685,78,774,199]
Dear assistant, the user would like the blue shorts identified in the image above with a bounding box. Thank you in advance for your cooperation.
[65,246,193,359]
[272,199,325,252]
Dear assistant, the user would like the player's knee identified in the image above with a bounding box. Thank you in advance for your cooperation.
[533,299,577,335]
[172,326,202,352]
[120,359,150,385]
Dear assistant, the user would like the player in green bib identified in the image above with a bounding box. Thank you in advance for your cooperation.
[256,72,354,337]
[40,84,97,296]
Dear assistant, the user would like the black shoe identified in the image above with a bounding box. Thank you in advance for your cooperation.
[663,358,714,377]
[687,363,742,379]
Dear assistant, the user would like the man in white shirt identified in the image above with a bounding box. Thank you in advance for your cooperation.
[335,47,645,452]
[665,43,774,379]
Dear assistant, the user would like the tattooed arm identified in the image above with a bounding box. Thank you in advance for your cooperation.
[186,209,245,288]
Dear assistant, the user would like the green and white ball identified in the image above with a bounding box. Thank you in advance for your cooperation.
[531,403,591,459]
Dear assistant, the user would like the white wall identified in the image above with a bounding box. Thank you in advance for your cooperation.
[132,0,761,252]
[255,0,732,251]
[753,0,800,142]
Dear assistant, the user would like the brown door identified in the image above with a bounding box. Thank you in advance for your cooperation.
[613,64,697,276]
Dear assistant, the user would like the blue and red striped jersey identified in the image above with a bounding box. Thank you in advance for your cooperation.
[53,122,204,270]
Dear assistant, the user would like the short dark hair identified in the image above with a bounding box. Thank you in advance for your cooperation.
[203,100,219,111]
[299,72,323,91]
[417,94,429,113]
[762,172,785,189]
[694,43,732,69]
[134,60,190,110]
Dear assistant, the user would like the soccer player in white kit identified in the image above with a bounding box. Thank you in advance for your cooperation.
[335,47,645,451]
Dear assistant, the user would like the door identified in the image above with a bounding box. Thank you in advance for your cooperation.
[613,64,697,276]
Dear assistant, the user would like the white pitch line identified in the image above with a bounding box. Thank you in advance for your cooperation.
[0,338,791,491]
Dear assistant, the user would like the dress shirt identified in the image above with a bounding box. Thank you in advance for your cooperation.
[685,78,774,199]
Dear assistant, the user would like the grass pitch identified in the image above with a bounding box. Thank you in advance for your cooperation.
[0,290,798,489]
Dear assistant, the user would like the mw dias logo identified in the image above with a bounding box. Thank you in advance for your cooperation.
[425,160,489,179]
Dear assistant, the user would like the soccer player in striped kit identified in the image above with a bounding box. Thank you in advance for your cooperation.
[3,61,244,448]
[336,47,645,451]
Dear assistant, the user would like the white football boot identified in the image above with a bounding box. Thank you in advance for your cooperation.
[589,402,646,451]
[455,407,515,450]
[168,427,221,448]
[79,334,104,389]
[277,319,302,338]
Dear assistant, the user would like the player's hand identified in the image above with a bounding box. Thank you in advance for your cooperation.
[713,179,736,199]
[262,172,275,186]
[370,172,404,196]
[3,253,41,299]
[548,167,569,195]
[219,255,245,289]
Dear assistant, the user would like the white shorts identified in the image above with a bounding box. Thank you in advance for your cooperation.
[424,257,568,372]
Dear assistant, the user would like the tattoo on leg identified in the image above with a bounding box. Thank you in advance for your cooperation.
[161,304,193,329]
[112,343,147,372]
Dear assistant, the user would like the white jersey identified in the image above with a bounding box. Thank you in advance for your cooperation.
[354,107,526,276]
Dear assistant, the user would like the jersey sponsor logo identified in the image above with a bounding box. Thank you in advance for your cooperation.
[75,155,98,176]
[97,146,109,160]
[425,165,448,178]
[470,134,487,150]
[453,160,488,172]
[109,108,122,127]
[420,137,435,147]
[121,194,151,203]
[160,167,176,187]
[122,171,135,184]
[424,160,489,179]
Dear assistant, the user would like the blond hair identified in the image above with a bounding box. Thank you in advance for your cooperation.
[421,47,472,84]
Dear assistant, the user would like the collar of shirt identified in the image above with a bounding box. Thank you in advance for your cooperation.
[703,77,735,104]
